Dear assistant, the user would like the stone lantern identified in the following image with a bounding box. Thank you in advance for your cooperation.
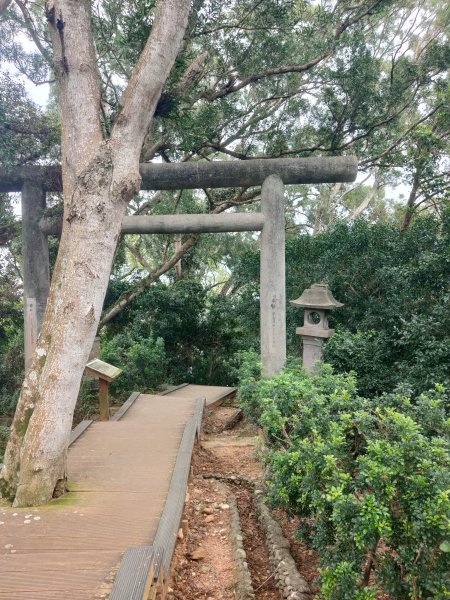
[290,283,343,374]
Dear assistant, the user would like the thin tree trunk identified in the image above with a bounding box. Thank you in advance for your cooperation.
[312,183,341,235]
[1,0,191,507]
[97,198,244,327]
[99,234,199,328]
[220,277,234,296]
[348,174,380,221]
[175,233,183,279]
[401,169,421,231]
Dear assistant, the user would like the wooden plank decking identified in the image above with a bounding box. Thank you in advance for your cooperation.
[0,385,233,599]
[165,384,236,407]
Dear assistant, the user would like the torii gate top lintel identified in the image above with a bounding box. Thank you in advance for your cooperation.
[0,156,357,194]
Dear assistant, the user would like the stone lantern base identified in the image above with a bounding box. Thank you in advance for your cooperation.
[300,336,324,374]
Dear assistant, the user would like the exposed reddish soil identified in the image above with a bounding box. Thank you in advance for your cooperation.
[168,477,236,599]
[232,483,279,599]
[203,406,243,434]
[167,404,319,600]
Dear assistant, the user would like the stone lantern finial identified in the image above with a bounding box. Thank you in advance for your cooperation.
[290,283,343,374]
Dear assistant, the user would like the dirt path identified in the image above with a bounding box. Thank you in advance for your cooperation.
[167,405,284,599]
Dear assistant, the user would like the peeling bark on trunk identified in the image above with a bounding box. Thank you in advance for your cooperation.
[0,0,191,506]
[3,151,130,506]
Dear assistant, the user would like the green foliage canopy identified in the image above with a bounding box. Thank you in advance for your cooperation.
[233,211,450,396]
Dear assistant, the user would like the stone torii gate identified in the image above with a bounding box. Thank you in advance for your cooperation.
[0,156,357,375]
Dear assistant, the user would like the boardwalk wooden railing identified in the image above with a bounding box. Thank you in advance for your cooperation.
[153,397,205,580]
[111,391,141,422]
[109,397,206,599]
[109,545,159,600]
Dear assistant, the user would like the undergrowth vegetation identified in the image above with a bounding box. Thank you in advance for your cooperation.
[101,279,248,394]
[237,356,450,599]
[101,331,167,397]
[1,214,448,419]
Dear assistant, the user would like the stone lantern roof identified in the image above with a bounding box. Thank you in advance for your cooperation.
[290,283,344,310]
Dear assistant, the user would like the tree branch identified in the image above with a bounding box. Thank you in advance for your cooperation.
[348,173,380,221]
[111,0,192,163]
[201,50,332,102]
[363,104,444,167]
[98,187,260,327]
[14,0,52,65]
[99,233,199,328]
[46,0,103,184]
[125,240,154,273]
[199,0,387,103]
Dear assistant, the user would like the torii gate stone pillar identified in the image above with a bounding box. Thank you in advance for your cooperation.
[21,180,50,369]
[260,175,285,376]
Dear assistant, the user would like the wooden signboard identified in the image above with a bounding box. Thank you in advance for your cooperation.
[85,359,122,421]
[85,359,122,382]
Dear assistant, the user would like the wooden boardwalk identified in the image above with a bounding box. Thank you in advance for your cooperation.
[0,385,234,599]
[163,384,235,407]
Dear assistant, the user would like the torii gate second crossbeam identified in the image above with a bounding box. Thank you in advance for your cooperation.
[0,156,357,375]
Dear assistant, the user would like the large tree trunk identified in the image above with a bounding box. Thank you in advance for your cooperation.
[1,151,128,505]
[0,0,191,507]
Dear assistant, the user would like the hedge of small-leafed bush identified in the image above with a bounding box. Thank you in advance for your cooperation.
[237,356,450,599]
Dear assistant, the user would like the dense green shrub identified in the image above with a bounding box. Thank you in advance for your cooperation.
[323,330,398,397]
[324,296,450,397]
[101,331,167,397]
[102,280,250,386]
[238,364,450,598]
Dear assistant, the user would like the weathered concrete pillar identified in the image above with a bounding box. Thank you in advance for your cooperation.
[260,175,286,376]
[21,181,50,368]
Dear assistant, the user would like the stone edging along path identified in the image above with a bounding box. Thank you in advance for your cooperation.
[201,473,311,599]
[253,486,311,600]
[228,489,255,599]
